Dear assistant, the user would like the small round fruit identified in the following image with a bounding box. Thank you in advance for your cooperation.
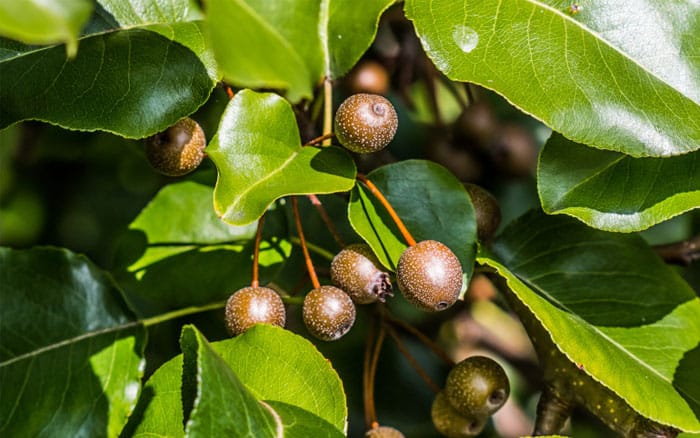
[346,60,390,95]
[225,286,285,336]
[303,286,356,341]
[445,356,510,417]
[145,117,206,176]
[365,425,405,438]
[396,240,463,312]
[432,390,487,438]
[331,244,393,304]
[463,183,501,242]
[489,123,537,177]
[456,100,498,147]
[334,93,398,153]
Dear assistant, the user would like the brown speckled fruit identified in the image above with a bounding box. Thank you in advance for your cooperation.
[365,425,405,438]
[331,244,393,304]
[445,356,510,418]
[303,286,356,341]
[396,240,463,311]
[347,60,390,95]
[463,183,501,242]
[431,391,487,438]
[489,123,537,177]
[145,117,206,176]
[225,286,285,336]
[334,93,398,153]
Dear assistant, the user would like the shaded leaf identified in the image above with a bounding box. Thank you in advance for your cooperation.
[115,181,290,316]
[480,210,700,431]
[405,0,700,157]
[0,247,145,437]
[348,159,477,278]
[0,0,92,56]
[538,133,700,232]
[208,89,356,226]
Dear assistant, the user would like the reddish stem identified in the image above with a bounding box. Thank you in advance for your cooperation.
[303,132,335,147]
[364,316,386,429]
[225,86,235,99]
[291,197,321,290]
[307,194,345,248]
[356,174,416,247]
[385,324,441,394]
[385,313,455,367]
[251,215,265,288]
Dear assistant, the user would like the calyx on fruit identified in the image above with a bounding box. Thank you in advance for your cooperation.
[445,355,510,418]
[431,390,487,438]
[334,93,398,154]
[330,243,393,304]
[145,117,206,176]
[396,240,463,311]
[302,285,356,341]
[224,286,285,336]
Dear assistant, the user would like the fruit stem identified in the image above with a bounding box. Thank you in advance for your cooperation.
[322,78,333,146]
[364,314,385,429]
[289,236,335,261]
[303,132,335,147]
[292,196,321,290]
[251,215,265,288]
[385,313,455,367]
[385,323,441,394]
[306,194,345,248]
[356,173,417,247]
[225,85,235,99]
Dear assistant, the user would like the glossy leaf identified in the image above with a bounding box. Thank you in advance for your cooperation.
[115,181,290,316]
[0,247,145,437]
[0,0,92,56]
[348,160,477,277]
[538,133,700,232]
[480,210,700,431]
[205,0,393,101]
[208,90,356,226]
[125,325,347,436]
[405,0,700,157]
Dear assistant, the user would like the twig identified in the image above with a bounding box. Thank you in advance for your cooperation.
[385,323,441,394]
[653,235,700,266]
[385,313,455,367]
[307,194,345,248]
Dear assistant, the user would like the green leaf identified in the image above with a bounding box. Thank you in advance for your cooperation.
[208,89,356,226]
[348,160,477,278]
[404,0,700,157]
[0,28,213,138]
[115,181,290,316]
[180,326,279,437]
[205,0,393,101]
[0,0,92,56]
[538,133,700,232]
[0,247,145,437]
[125,325,347,436]
[480,210,700,431]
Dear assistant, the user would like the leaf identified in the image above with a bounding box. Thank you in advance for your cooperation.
[208,89,356,226]
[0,28,213,138]
[348,160,477,278]
[0,247,145,437]
[205,0,393,101]
[125,325,347,436]
[538,133,700,232]
[115,181,290,316]
[404,0,700,157]
[0,0,92,56]
[480,210,700,431]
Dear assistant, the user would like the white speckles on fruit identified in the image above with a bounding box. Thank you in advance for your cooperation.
[364,425,405,438]
[431,390,487,438]
[396,240,463,311]
[145,117,206,176]
[303,286,356,341]
[334,93,398,153]
[330,243,393,304]
[225,286,285,336]
[445,356,510,417]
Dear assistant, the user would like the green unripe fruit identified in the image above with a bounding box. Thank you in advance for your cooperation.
[396,240,463,311]
[330,243,393,304]
[445,355,510,418]
[334,93,398,153]
[145,117,206,176]
[463,183,501,242]
[224,286,285,336]
[303,285,356,341]
[431,390,487,438]
[364,425,405,438]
